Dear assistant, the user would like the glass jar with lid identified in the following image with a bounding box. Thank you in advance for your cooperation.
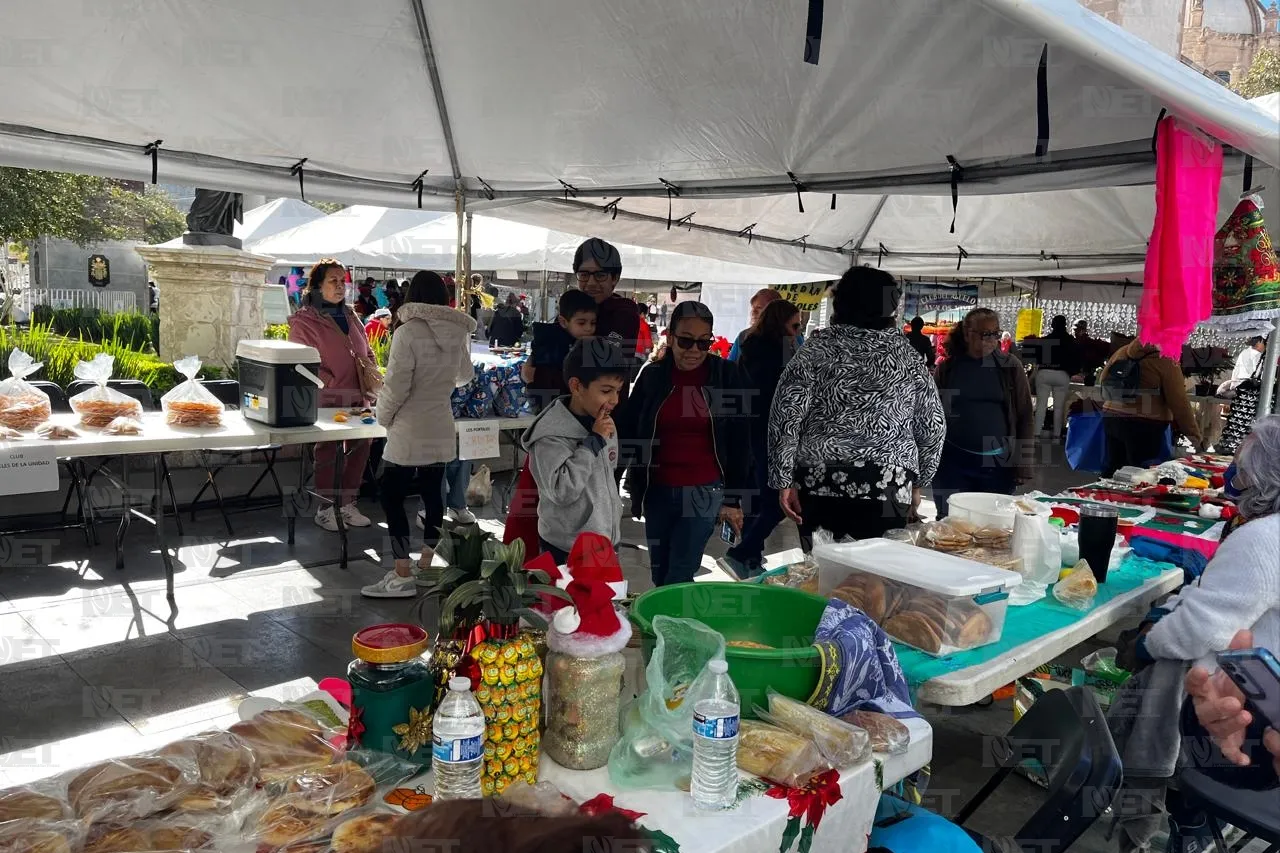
[348,623,435,767]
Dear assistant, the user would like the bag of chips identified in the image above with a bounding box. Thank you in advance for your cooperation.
[160,356,222,427]
[0,349,52,431]
[69,354,143,428]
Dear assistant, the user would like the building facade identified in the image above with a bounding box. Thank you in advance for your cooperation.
[1081,0,1280,85]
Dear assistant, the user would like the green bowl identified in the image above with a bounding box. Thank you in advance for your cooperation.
[629,582,828,718]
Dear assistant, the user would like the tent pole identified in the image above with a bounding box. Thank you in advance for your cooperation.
[849,194,889,263]
[464,210,473,283]
[455,190,467,304]
[1260,327,1279,415]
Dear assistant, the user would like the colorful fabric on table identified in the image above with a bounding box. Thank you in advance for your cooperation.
[1139,116,1223,355]
[1066,485,1201,515]
[1207,197,1280,333]
[1128,525,1220,560]
[810,600,918,719]
[1128,534,1209,583]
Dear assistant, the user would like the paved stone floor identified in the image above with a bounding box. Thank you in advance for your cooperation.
[1,441,1266,851]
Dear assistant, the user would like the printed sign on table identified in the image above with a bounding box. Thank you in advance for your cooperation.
[0,445,58,495]
[457,420,500,461]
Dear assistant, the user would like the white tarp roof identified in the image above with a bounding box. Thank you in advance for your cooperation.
[158,196,326,248]
[0,0,1275,214]
[346,214,833,284]
[246,205,445,265]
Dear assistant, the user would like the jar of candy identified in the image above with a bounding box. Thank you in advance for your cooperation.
[348,623,435,767]
[542,650,626,771]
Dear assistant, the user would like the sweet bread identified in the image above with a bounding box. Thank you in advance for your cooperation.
[67,756,189,819]
[330,812,403,853]
[285,760,376,815]
[883,612,943,653]
[159,730,257,810]
[0,788,70,821]
[228,709,337,781]
[0,819,75,853]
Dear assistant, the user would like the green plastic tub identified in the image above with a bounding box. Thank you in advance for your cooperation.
[629,582,828,718]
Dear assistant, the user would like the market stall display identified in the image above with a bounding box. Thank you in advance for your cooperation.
[68,354,143,428]
[0,349,51,431]
[346,624,435,768]
[161,356,224,428]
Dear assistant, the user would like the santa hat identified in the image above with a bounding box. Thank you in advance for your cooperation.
[561,532,627,600]
[523,551,568,616]
[547,577,632,659]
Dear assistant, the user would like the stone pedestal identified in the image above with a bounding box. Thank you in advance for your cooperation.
[134,244,276,371]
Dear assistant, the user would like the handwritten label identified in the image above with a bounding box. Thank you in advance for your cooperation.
[0,445,58,495]
[457,421,499,461]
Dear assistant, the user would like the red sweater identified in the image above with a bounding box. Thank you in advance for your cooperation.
[654,362,720,487]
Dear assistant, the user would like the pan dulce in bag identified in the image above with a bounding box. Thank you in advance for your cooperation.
[69,354,143,428]
[161,356,223,427]
[0,349,52,431]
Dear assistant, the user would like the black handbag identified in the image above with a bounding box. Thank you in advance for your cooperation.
[1220,361,1264,454]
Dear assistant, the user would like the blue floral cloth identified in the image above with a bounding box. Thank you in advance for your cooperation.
[810,599,919,719]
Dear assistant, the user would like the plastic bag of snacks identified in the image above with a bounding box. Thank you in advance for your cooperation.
[0,425,22,440]
[839,710,910,755]
[755,688,870,768]
[737,719,829,787]
[69,354,143,428]
[0,349,52,431]
[35,422,79,440]
[1052,562,1098,612]
[160,356,223,427]
[103,417,143,436]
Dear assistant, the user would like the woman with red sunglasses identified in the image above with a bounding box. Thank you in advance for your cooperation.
[617,301,753,587]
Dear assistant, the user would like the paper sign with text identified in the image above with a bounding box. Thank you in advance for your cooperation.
[0,445,59,495]
[457,421,500,461]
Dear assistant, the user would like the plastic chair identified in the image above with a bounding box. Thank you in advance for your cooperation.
[27,380,69,413]
[953,687,1123,853]
[1180,768,1280,853]
[186,379,283,535]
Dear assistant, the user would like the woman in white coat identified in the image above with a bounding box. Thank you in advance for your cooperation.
[362,271,477,598]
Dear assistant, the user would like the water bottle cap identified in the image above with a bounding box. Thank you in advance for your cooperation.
[449,676,471,691]
[708,659,728,674]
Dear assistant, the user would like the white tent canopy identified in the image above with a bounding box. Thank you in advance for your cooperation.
[246,205,444,266]
[0,0,1275,228]
[345,214,832,285]
[158,196,326,248]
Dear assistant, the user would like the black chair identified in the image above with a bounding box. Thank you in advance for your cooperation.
[1181,768,1280,853]
[185,379,283,535]
[953,687,1123,853]
[21,381,96,546]
[62,379,183,539]
[27,380,69,413]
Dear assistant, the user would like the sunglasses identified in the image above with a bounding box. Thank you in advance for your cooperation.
[979,330,1004,341]
[674,335,713,351]
[575,270,614,283]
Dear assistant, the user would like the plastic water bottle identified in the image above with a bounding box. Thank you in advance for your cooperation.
[689,658,740,810]
[432,676,484,800]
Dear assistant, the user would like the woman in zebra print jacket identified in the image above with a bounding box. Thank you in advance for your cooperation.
[768,267,946,546]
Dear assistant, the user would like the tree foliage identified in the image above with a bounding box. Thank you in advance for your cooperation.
[311,200,347,214]
[0,168,186,246]
[1235,48,1280,99]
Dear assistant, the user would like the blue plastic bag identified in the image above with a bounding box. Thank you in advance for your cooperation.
[1066,411,1175,473]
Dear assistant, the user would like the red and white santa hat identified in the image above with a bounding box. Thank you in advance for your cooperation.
[555,532,627,600]
[547,576,632,658]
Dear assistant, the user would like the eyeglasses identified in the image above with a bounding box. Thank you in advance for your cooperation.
[979,330,1004,341]
[575,270,614,283]
[674,335,713,351]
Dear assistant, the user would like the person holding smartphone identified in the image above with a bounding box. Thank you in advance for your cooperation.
[617,301,752,587]
[1186,629,1280,789]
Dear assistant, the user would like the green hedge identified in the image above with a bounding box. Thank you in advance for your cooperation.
[30,307,159,353]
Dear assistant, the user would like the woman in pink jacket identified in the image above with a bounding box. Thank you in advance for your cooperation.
[288,259,377,531]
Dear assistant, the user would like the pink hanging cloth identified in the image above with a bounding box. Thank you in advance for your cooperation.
[1139,116,1223,355]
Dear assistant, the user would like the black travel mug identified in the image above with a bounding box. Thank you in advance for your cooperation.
[1077,503,1119,583]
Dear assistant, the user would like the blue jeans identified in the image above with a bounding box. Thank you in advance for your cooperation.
[441,458,471,511]
[727,437,783,570]
[643,482,723,587]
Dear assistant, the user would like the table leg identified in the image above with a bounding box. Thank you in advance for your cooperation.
[115,458,130,571]
[154,453,175,602]
[287,445,309,547]
[334,441,348,569]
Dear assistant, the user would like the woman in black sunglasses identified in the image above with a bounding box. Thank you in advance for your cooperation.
[616,301,753,587]
[932,307,1034,516]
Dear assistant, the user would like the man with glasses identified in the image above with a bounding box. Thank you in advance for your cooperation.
[572,238,641,403]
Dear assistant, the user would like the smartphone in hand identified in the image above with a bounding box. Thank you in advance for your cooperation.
[719,520,738,546]
[1217,647,1280,731]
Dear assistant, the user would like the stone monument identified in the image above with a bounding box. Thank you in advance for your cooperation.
[136,188,275,370]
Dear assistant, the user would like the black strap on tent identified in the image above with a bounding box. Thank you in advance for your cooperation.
[674,212,695,230]
[1151,108,1168,155]
[411,170,430,209]
[877,243,889,268]
[831,193,837,210]
[787,172,807,213]
[659,179,680,229]
[558,179,579,199]
[143,140,162,184]
[1243,155,1254,194]
[476,177,496,200]
[290,158,308,200]
[956,245,969,272]
[603,198,621,220]
[737,222,758,245]
[1035,44,1050,160]
[947,156,963,234]
[792,234,810,254]
[804,0,823,65]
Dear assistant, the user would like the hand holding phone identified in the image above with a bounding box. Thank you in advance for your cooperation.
[1217,647,1280,731]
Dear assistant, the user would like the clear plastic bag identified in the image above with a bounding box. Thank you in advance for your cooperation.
[35,422,79,440]
[160,356,222,427]
[1053,562,1098,612]
[102,416,143,436]
[227,708,341,783]
[0,816,85,852]
[156,730,259,813]
[755,688,870,768]
[607,615,725,790]
[69,354,143,428]
[0,782,72,822]
[81,812,225,852]
[840,710,910,756]
[0,425,22,440]
[63,752,200,821]
[0,349,51,431]
[736,719,829,787]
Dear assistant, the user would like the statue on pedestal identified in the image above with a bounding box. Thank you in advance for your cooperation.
[183,189,244,249]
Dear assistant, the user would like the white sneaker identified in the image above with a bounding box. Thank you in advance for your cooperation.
[340,503,372,527]
[314,506,339,532]
[361,570,417,598]
[448,507,477,524]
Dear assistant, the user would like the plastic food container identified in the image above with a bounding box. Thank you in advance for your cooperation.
[813,539,1023,657]
[947,492,1051,531]
[235,340,323,427]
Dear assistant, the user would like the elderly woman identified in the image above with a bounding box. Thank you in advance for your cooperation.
[769,266,946,544]
[288,258,377,532]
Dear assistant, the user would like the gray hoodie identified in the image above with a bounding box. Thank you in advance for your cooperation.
[521,399,622,551]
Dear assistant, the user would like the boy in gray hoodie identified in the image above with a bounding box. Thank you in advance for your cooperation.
[521,339,628,562]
